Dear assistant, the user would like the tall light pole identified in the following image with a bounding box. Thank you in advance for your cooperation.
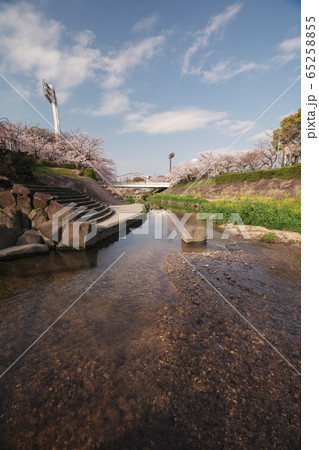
[169,152,175,172]
[42,79,61,138]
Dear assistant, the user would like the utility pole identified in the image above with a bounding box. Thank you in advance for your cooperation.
[283,146,290,166]
[42,79,61,138]
[169,152,175,172]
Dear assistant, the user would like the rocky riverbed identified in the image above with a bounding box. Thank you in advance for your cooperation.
[154,248,301,449]
[0,211,300,448]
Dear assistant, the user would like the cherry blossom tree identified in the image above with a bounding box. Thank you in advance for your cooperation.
[8,122,116,184]
[237,150,264,172]
[253,139,277,169]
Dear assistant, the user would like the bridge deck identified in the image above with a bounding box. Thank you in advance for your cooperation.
[114,182,170,188]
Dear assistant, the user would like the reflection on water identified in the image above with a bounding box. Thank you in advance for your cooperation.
[0,211,300,448]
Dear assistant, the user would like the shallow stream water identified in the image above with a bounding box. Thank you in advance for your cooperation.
[0,210,300,448]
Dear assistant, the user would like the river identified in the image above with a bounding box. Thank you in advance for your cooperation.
[0,210,300,449]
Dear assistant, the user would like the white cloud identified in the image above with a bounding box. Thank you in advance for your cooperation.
[181,3,265,84]
[214,119,254,136]
[0,2,167,108]
[73,30,96,47]
[201,35,300,85]
[268,36,301,67]
[124,107,227,134]
[91,91,130,116]
[181,3,299,85]
[133,14,159,33]
[248,129,273,141]
[0,3,101,103]
[101,34,166,89]
[202,59,265,84]
[277,37,301,64]
[182,2,243,75]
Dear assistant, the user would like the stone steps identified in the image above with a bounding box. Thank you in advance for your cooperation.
[15,183,114,224]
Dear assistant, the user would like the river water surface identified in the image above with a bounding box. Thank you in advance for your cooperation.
[0,210,300,448]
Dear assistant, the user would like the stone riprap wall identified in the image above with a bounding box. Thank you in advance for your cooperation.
[0,148,34,182]
[0,181,97,260]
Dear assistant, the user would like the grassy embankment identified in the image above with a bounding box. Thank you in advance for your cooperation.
[146,165,301,233]
[167,164,301,189]
[23,155,98,179]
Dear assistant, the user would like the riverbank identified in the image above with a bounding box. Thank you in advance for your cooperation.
[216,223,301,244]
[146,194,301,234]
[164,166,301,200]
[164,178,300,201]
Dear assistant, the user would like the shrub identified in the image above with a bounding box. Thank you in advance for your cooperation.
[214,164,301,184]
[21,153,37,166]
[83,167,97,180]
[125,194,135,204]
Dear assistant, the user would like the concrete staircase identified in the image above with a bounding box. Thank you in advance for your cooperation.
[19,183,114,224]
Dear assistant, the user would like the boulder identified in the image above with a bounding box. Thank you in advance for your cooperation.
[57,221,98,250]
[29,208,48,229]
[181,225,207,244]
[46,200,66,220]
[0,224,17,250]
[17,195,32,215]
[33,192,53,209]
[38,222,62,248]
[0,190,16,209]
[0,243,49,260]
[12,184,31,197]
[0,207,22,236]
[16,230,44,246]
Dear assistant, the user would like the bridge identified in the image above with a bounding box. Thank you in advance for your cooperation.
[113,181,170,188]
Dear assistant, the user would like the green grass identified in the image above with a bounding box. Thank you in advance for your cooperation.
[22,154,77,169]
[149,194,301,233]
[32,162,97,179]
[261,233,277,242]
[124,194,135,204]
[32,166,82,178]
[214,164,301,184]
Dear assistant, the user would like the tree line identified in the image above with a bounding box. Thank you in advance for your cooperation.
[168,109,301,185]
[0,120,116,183]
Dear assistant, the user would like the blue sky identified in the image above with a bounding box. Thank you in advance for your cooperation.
[0,0,300,177]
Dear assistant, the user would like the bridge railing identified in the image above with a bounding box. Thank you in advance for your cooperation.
[114,181,170,187]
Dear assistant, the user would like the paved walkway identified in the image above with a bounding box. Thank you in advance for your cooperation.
[97,204,145,229]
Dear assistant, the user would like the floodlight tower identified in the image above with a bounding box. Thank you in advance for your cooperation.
[42,79,61,138]
[169,152,175,172]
